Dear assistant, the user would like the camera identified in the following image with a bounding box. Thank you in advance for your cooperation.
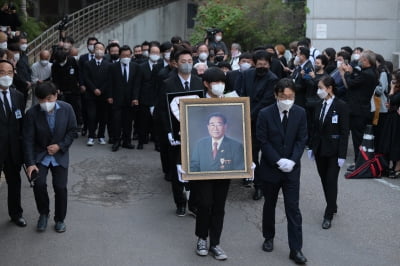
[57,15,71,31]
[206,28,219,42]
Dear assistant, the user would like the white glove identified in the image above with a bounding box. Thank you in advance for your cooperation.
[249,162,256,181]
[168,132,181,146]
[176,164,188,183]
[278,158,296,173]
[307,150,315,161]
[338,158,346,168]
[149,106,155,116]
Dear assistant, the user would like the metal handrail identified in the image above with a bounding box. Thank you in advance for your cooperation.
[27,0,175,63]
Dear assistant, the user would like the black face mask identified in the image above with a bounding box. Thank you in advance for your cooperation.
[314,66,322,72]
[215,55,224,62]
[135,54,143,59]
[256,67,268,76]
[110,54,119,60]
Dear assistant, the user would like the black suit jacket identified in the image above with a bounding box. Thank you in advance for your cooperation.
[256,104,308,183]
[23,101,78,168]
[137,61,161,106]
[84,59,112,99]
[240,68,278,121]
[109,62,140,107]
[78,53,94,86]
[291,60,314,108]
[190,136,244,172]
[0,88,25,166]
[311,97,349,158]
[159,74,204,134]
[226,69,243,94]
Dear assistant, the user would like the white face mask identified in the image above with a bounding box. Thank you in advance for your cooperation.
[240,62,251,72]
[211,83,225,96]
[149,54,160,62]
[40,101,56,112]
[0,42,7,49]
[73,56,79,61]
[215,35,222,42]
[337,61,343,68]
[88,45,94,53]
[120,57,131,65]
[0,26,7,32]
[351,54,361,61]
[178,63,192,74]
[164,52,171,61]
[0,75,13,87]
[20,44,28,52]
[13,53,20,62]
[198,52,208,61]
[317,88,329,99]
[95,50,105,58]
[277,99,294,111]
[39,60,49,66]
[142,50,149,57]
[294,55,300,65]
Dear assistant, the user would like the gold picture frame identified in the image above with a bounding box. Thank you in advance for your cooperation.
[180,97,252,180]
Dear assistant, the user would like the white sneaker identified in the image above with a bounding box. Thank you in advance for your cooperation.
[98,138,106,145]
[87,138,94,146]
[196,238,208,256]
[209,245,227,260]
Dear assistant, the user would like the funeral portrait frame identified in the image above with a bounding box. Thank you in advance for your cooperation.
[180,97,253,180]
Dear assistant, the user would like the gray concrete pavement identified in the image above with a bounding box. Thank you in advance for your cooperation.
[1,136,399,266]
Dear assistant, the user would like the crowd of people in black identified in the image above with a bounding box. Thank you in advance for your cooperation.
[1,20,400,264]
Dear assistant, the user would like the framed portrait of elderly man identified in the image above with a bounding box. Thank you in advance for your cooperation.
[180,97,252,180]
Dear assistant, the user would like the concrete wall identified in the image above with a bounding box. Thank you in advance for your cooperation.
[306,0,400,66]
[77,0,188,52]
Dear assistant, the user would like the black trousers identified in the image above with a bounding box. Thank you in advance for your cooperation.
[156,126,170,177]
[261,179,303,251]
[315,155,339,219]
[34,164,68,222]
[2,158,23,219]
[137,105,152,145]
[81,93,88,129]
[193,179,230,246]
[112,105,134,144]
[106,102,114,141]
[62,94,82,126]
[350,114,370,162]
[251,120,261,188]
[87,97,107,139]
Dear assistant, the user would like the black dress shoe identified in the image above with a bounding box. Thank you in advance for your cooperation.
[136,143,143,150]
[155,145,160,152]
[289,250,307,264]
[11,216,27,227]
[188,207,198,218]
[347,164,355,172]
[112,143,120,152]
[253,188,263,200]
[122,143,135,149]
[322,218,332,229]
[37,214,48,232]
[262,238,273,252]
[176,206,186,217]
[55,221,66,233]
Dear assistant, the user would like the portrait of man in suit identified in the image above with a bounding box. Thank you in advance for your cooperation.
[190,112,244,173]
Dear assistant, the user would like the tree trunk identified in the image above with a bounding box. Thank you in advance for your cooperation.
[20,0,28,21]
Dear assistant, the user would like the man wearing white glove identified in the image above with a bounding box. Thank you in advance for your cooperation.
[309,76,349,230]
[256,78,308,264]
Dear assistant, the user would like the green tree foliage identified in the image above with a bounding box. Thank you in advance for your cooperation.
[20,17,47,40]
[190,0,306,51]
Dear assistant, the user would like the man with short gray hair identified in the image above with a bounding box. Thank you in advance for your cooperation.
[230,43,242,71]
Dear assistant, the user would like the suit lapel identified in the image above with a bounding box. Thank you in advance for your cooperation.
[322,98,336,128]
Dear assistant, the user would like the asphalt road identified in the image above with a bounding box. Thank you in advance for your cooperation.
[1,136,399,266]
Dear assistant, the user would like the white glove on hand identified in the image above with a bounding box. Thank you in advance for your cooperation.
[249,162,256,181]
[338,158,346,168]
[307,150,315,161]
[277,158,296,173]
[168,132,181,146]
[149,106,155,116]
[176,164,188,183]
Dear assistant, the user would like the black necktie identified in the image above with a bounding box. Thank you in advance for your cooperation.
[90,54,94,60]
[320,102,327,123]
[123,64,128,82]
[184,81,189,91]
[97,61,100,66]
[282,110,288,133]
[2,90,11,117]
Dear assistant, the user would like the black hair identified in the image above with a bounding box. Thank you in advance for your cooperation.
[64,36,75,44]
[319,76,337,95]
[341,46,353,56]
[253,50,272,64]
[274,78,295,95]
[316,54,328,67]
[141,41,150,47]
[94,42,105,49]
[35,81,58,99]
[87,37,98,45]
[171,36,182,44]
[323,47,336,61]
[202,67,226,83]
[354,47,364,53]
[0,59,15,71]
[119,45,132,55]
[149,41,161,48]
[298,47,310,59]
[173,48,192,62]
[160,41,172,53]
[106,42,120,53]
[337,51,351,61]
[54,50,67,62]
[207,112,227,125]
[7,42,20,52]
[217,61,231,71]
[297,40,309,48]
[239,52,253,61]
[0,48,6,59]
